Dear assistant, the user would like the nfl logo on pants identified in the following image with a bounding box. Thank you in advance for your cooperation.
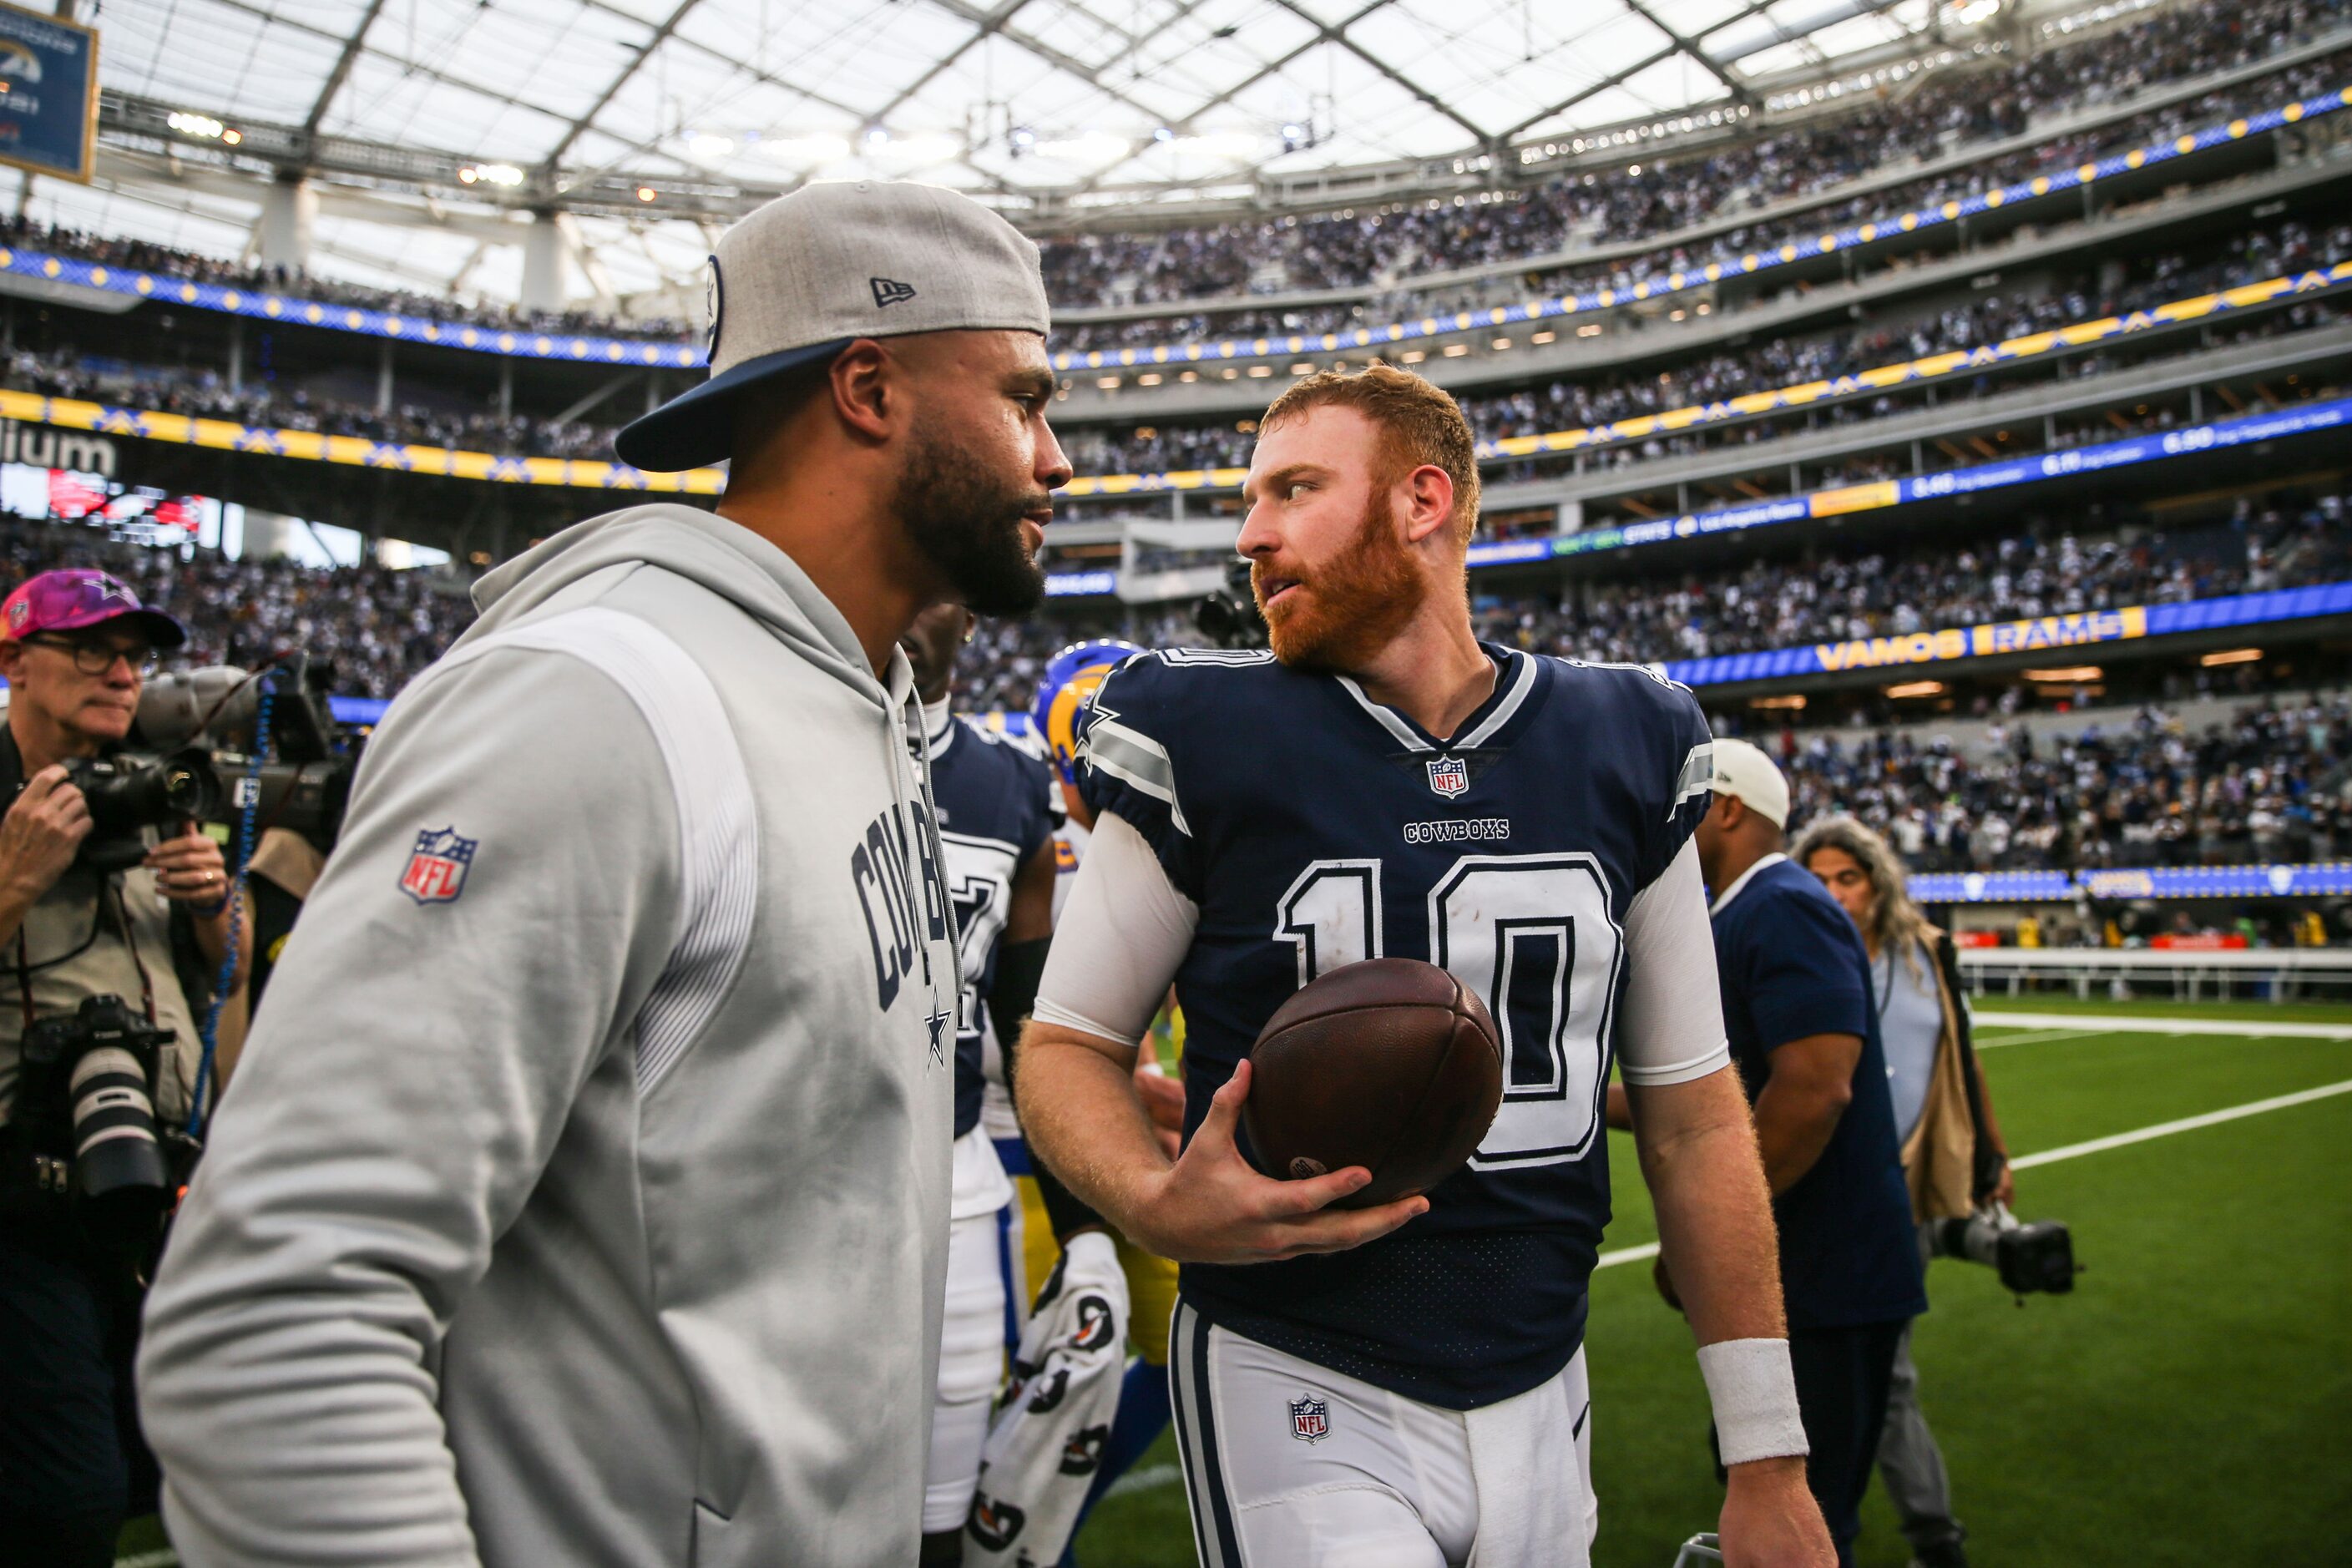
[1289,1393,1329,1444]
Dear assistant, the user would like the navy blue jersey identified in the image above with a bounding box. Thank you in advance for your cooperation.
[1712,857,1926,1331]
[1077,645,1714,1408]
[928,711,1056,1137]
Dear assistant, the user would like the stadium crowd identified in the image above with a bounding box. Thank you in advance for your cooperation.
[1043,3,2352,346]
[12,218,2340,492]
[11,0,2340,360]
[1057,218,2351,478]
[0,513,473,698]
[1769,695,2352,873]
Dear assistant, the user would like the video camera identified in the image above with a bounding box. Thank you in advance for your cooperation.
[131,655,362,854]
[1930,1201,2078,1297]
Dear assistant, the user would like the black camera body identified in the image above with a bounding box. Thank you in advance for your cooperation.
[1193,557,1269,650]
[1932,1201,2077,1297]
[136,659,361,853]
[11,993,175,1227]
[61,748,225,872]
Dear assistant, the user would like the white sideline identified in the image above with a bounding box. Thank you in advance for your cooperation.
[1972,1010,2352,1040]
[111,1081,2352,1552]
[1594,1074,2352,1274]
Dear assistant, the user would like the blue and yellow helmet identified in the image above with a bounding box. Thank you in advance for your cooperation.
[1031,639,1143,786]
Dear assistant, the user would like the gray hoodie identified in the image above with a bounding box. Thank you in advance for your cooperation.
[138,504,960,1567]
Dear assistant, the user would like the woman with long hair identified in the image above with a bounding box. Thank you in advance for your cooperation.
[1793,815,2013,1568]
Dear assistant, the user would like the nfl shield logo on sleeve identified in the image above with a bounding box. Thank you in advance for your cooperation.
[399,827,477,905]
[1425,756,1470,800]
[1289,1393,1330,1444]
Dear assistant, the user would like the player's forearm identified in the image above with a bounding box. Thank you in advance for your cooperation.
[1630,1068,1788,1346]
[1014,1022,1166,1234]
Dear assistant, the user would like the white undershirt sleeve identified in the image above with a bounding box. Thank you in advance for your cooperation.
[1031,810,1201,1051]
[1617,837,1734,1087]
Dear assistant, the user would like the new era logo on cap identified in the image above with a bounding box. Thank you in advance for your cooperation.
[870,276,917,308]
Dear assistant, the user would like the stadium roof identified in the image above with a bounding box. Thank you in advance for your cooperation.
[66,0,1995,308]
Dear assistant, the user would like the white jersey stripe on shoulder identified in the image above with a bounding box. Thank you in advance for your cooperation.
[438,605,757,1095]
[1457,649,1538,751]
[1558,655,1694,695]
[1160,648,1275,667]
[1672,742,1715,819]
[1085,716,1192,837]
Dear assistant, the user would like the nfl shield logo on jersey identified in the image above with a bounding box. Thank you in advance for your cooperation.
[1425,755,1470,799]
[399,827,477,905]
[1289,1393,1330,1444]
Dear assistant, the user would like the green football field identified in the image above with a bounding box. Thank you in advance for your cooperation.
[115,994,2352,1567]
[1070,995,2352,1568]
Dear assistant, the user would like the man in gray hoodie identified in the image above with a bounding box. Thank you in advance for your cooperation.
[137,180,1071,1568]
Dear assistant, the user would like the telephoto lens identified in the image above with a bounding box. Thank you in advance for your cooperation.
[64,996,169,1212]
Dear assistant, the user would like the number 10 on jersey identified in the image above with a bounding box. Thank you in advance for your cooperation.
[1275,853,1623,1168]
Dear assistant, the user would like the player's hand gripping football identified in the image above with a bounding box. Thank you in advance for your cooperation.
[1719,1455,1837,1568]
[1130,1060,1427,1265]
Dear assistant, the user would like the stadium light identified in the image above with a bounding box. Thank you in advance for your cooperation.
[2024,666,2103,682]
[458,163,524,187]
[689,134,736,160]
[635,185,658,202]
[2200,648,2264,666]
[167,111,226,140]
[1884,680,1948,699]
[766,134,851,164]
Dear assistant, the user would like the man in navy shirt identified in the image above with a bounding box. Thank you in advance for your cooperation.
[1017,367,1834,1568]
[1693,739,1927,1568]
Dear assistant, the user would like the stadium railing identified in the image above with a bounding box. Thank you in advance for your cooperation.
[1955,945,2352,1001]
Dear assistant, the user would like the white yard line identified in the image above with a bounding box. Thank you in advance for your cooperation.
[1971,1027,2103,1050]
[1105,1460,1184,1500]
[1972,1010,2352,1040]
[2010,1078,2352,1167]
[1596,1075,2352,1273]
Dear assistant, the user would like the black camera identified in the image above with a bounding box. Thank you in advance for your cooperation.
[61,748,225,873]
[11,994,175,1226]
[1193,557,1269,650]
[1931,1202,2077,1297]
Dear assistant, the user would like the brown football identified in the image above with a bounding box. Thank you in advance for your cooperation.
[1241,956,1505,1210]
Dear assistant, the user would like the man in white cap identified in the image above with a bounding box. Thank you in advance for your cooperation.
[139,180,1070,1568]
[1691,738,1925,1568]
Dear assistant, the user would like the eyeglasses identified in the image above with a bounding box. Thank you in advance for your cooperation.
[23,635,159,679]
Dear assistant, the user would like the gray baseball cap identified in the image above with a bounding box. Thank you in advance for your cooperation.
[615,180,1053,473]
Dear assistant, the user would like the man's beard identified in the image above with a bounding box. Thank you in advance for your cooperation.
[895,423,1047,617]
[1254,492,1426,671]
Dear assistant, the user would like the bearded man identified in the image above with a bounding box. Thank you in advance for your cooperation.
[1014,366,1835,1568]
[138,181,1069,1568]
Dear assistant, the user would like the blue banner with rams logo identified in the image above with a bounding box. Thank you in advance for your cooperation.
[0,0,94,183]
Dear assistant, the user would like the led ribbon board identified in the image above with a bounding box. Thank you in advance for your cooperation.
[1657,581,2352,689]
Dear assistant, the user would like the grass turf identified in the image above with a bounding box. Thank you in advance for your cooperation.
[1072,1008,2352,1566]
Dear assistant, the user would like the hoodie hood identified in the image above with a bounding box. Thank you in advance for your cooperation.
[467,503,901,710]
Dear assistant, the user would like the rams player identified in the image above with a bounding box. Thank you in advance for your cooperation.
[961,642,1186,1564]
[900,603,1058,1566]
[1017,367,1837,1567]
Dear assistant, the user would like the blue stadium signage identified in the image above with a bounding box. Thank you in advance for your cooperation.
[1662,582,2352,689]
[0,0,96,183]
[1908,864,2352,903]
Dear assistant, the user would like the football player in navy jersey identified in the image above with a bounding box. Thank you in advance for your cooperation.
[900,603,1060,1565]
[1016,367,1835,1568]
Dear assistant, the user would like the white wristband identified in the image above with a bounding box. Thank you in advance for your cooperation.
[1697,1338,1809,1465]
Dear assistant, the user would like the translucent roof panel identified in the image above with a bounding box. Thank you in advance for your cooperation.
[86,0,1966,306]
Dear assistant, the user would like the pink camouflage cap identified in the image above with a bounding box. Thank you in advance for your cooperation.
[2,569,186,650]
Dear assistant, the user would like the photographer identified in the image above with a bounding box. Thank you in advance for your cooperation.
[0,569,250,1568]
[1796,816,2010,1568]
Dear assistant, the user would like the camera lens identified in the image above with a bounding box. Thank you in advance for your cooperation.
[68,1044,168,1205]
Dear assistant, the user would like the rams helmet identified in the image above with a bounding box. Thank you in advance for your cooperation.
[1030,640,1142,786]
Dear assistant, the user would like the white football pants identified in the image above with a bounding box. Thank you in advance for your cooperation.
[1167,1299,1596,1568]
[925,1134,1014,1534]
